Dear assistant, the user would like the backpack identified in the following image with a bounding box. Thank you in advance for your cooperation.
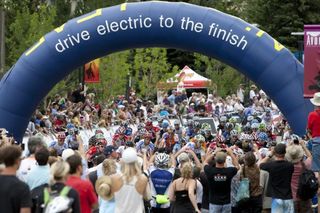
[297,162,319,200]
[43,186,73,213]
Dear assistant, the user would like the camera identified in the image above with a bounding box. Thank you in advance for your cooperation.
[293,139,299,145]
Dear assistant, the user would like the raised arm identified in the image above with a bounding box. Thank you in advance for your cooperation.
[226,147,240,170]
[185,149,201,168]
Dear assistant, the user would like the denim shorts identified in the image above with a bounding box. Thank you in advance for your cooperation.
[271,199,294,213]
[312,137,320,172]
[209,203,231,213]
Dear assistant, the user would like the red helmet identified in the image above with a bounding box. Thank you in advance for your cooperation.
[145,119,153,126]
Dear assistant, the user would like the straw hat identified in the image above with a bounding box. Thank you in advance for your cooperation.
[95,176,114,200]
[310,92,320,106]
[285,145,304,164]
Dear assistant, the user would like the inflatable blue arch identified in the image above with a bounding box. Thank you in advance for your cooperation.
[0,1,313,142]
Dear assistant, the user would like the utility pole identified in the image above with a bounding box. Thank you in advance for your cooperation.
[0,6,5,75]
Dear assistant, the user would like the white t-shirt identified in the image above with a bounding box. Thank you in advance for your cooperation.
[249,90,256,100]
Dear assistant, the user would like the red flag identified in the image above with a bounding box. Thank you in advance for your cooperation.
[304,25,320,97]
[84,59,100,83]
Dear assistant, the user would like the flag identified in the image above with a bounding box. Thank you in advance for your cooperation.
[304,25,320,97]
[84,58,100,83]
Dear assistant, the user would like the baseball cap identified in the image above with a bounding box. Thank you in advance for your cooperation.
[61,149,75,161]
[122,148,138,163]
[103,146,116,157]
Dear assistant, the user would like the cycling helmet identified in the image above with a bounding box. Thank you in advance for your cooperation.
[154,153,170,168]
[194,134,205,142]
[220,116,227,122]
[247,115,254,122]
[162,120,170,128]
[201,123,211,130]
[225,122,234,130]
[239,133,253,141]
[230,130,238,137]
[66,123,75,129]
[229,117,237,123]
[194,121,201,129]
[215,135,225,143]
[137,123,145,130]
[251,119,259,124]
[138,128,147,136]
[258,132,268,142]
[232,147,244,157]
[116,126,126,135]
[259,123,266,131]
[251,123,259,129]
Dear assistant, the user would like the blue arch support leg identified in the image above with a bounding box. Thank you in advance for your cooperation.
[0,1,312,142]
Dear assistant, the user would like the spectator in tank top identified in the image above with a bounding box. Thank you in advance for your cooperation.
[110,148,149,213]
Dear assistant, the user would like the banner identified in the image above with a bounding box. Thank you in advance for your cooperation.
[84,58,100,83]
[304,25,320,97]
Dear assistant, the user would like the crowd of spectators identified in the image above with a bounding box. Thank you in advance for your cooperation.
[0,84,320,213]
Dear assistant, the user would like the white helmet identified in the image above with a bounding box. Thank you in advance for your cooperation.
[155,153,170,168]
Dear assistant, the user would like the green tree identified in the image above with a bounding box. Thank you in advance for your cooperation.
[6,4,56,66]
[194,53,244,97]
[244,0,320,50]
[133,48,171,99]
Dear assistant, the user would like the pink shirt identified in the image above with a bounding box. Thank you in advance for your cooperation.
[291,158,312,201]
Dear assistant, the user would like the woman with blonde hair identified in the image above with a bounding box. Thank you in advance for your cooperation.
[109,148,149,213]
[169,162,201,213]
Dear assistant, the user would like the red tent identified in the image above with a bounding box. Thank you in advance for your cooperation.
[157,66,212,89]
